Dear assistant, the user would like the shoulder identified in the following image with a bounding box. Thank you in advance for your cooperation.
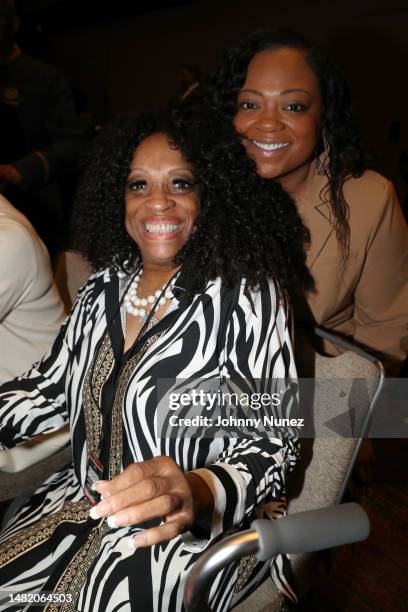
[0,197,45,266]
[343,170,396,212]
[16,53,61,80]
[74,267,113,305]
[341,172,407,256]
[229,278,282,322]
[62,267,113,338]
[341,171,402,242]
[13,54,68,97]
[206,277,280,317]
[0,199,57,305]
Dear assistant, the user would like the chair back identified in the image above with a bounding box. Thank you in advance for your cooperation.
[234,329,383,611]
[54,250,92,311]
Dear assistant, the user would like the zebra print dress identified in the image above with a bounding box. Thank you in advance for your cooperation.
[0,266,299,611]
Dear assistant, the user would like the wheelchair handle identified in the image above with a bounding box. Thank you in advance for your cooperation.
[184,503,369,612]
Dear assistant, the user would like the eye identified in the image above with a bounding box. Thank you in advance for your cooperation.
[238,101,258,111]
[126,179,147,192]
[284,102,307,112]
[170,178,195,192]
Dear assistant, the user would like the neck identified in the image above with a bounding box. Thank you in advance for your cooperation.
[139,261,179,294]
[276,160,312,198]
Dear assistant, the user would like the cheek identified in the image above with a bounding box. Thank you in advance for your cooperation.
[233,112,249,135]
[187,197,200,225]
[295,118,320,150]
[124,201,141,237]
[124,203,132,230]
[124,216,132,237]
[304,130,319,156]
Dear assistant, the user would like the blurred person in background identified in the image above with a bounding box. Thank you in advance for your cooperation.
[0,192,65,472]
[0,0,87,259]
[169,64,203,108]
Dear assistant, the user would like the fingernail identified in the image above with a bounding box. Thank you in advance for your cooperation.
[107,515,118,528]
[91,501,108,516]
[89,506,100,520]
[91,480,108,491]
[128,537,137,549]
[132,533,146,547]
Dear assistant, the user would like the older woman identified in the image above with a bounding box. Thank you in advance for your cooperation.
[207,30,408,375]
[0,111,311,610]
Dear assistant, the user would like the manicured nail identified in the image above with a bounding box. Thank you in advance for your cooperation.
[89,506,100,520]
[91,480,108,491]
[107,515,118,528]
[128,537,137,549]
[132,533,146,547]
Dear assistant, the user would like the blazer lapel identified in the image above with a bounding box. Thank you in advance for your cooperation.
[296,166,335,269]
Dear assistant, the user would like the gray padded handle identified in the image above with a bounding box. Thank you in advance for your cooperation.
[252,503,369,561]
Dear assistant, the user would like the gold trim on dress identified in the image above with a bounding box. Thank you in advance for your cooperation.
[48,330,165,608]
[82,334,115,454]
[0,500,89,567]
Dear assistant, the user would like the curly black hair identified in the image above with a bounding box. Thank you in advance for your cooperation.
[71,108,313,297]
[206,29,370,256]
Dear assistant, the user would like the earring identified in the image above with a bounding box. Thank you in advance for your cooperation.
[315,131,330,176]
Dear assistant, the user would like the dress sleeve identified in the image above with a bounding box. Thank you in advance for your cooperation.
[183,280,300,550]
[353,181,408,374]
[0,276,95,449]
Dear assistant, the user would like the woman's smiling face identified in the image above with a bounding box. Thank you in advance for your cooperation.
[233,47,323,192]
[125,132,200,268]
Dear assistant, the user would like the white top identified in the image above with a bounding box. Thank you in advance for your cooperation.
[0,194,65,382]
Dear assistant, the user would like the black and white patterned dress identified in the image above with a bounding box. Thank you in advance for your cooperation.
[0,267,299,611]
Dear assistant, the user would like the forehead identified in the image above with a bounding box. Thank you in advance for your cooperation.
[244,47,320,95]
[131,132,190,169]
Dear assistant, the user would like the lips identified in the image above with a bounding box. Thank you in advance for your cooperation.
[144,222,182,234]
[251,140,290,152]
[142,218,184,239]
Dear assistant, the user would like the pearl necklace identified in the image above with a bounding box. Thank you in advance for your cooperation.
[124,269,175,320]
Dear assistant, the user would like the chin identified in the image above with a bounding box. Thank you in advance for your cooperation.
[256,164,281,180]
[141,249,179,266]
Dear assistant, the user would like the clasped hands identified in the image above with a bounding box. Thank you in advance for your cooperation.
[89,456,213,548]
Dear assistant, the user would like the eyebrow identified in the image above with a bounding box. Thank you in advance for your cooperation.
[239,87,311,96]
[280,88,311,96]
[128,167,193,173]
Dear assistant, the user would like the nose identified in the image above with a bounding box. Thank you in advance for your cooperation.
[146,186,176,211]
[255,106,285,132]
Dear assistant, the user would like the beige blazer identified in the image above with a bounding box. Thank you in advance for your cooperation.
[296,165,408,374]
[0,194,65,381]
[0,195,69,472]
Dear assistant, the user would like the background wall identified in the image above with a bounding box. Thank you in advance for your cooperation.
[18,0,408,197]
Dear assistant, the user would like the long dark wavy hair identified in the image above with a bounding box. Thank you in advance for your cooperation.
[206,30,369,256]
[72,108,313,297]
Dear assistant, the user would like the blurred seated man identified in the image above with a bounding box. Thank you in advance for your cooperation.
[0,0,87,258]
[0,193,66,472]
[0,193,64,381]
[169,64,203,108]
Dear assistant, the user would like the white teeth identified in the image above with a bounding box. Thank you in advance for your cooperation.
[144,223,181,234]
[252,141,289,151]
